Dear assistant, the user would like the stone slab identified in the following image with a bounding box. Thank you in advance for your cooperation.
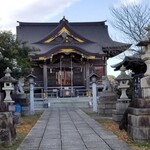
[105,139,132,150]
[18,108,132,150]
[128,114,150,127]
[128,125,150,142]
[128,107,150,115]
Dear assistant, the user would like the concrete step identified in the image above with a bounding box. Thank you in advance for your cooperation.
[34,97,91,109]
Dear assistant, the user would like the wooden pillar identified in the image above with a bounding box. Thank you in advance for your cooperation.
[104,57,107,76]
[83,64,85,86]
[43,63,48,92]
[85,63,90,89]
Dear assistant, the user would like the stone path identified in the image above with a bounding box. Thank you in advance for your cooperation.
[18,108,132,150]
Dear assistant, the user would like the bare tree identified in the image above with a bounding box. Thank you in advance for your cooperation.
[110,3,150,43]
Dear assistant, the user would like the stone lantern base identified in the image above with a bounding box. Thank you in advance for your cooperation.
[128,107,150,142]
[98,91,117,117]
[112,99,130,122]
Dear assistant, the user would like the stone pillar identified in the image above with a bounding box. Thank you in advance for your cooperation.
[128,24,150,142]
[92,81,97,112]
[30,82,34,114]
[112,65,132,122]
[89,73,99,112]
[43,63,48,92]
[27,74,36,115]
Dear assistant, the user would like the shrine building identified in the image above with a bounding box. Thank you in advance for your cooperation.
[16,17,130,97]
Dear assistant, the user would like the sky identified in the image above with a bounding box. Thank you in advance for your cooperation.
[0,0,149,76]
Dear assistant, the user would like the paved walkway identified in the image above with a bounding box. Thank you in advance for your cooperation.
[18,108,132,150]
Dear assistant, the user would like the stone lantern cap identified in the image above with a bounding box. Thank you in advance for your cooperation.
[0,67,16,83]
[116,65,132,81]
[26,73,37,84]
[89,72,99,81]
[26,73,37,79]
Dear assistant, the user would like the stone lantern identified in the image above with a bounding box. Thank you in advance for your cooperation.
[27,73,36,115]
[127,24,150,142]
[112,65,132,122]
[89,72,99,112]
[0,67,16,105]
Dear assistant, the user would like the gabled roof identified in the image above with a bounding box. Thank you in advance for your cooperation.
[111,56,146,74]
[34,17,92,44]
[17,17,131,58]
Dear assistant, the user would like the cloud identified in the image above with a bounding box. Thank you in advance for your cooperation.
[0,0,79,33]
[114,0,141,7]
[121,0,141,6]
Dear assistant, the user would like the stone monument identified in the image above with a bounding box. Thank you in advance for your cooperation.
[128,24,150,142]
[112,65,132,121]
[98,76,117,117]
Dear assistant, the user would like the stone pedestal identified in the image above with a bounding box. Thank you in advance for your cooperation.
[98,91,117,117]
[112,99,130,122]
[0,112,16,146]
[12,93,29,116]
[128,107,150,142]
[128,87,150,142]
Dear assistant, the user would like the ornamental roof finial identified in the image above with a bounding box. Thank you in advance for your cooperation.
[63,16,66,21]
[60,16,68,23]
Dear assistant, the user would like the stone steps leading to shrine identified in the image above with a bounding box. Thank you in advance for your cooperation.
[34,97,91,110]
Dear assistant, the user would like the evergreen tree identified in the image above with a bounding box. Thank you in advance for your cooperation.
[0,31,36,78]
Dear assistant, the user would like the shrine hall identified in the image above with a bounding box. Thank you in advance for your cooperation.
[17,17,130,97]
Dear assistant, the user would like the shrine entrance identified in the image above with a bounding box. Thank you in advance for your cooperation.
[45,52,86,97]
[56,69,71,86]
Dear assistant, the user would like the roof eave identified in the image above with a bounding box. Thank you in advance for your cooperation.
[102,44,131,58]
[137,40,150,46]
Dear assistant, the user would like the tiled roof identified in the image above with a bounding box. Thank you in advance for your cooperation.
[17,18,131,58]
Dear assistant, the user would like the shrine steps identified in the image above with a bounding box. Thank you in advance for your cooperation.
[34,97,91,110]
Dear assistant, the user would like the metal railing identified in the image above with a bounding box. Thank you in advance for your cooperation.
[33,88,91,99]
[76,89,91,97]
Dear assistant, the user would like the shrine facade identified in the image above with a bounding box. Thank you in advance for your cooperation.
[17,17,130,97]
